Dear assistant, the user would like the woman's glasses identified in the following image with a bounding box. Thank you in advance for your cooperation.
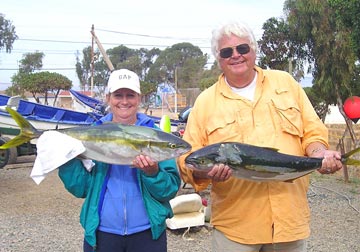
[219,44,250,59]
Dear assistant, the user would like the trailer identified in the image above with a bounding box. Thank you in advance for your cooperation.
[0,127,37,168]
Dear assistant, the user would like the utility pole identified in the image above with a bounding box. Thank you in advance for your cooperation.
[174,67,178,114]
[90,26,115,72]
[91,25,95,97]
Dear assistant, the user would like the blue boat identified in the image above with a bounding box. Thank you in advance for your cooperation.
[69,89,107,115]
[0,94,102,168]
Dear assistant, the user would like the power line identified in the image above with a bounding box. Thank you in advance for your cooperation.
[19,38,90,44]
[15,38,211,50]
[0,68,76,70]
[3,49,80,55]
[96,28,209,42]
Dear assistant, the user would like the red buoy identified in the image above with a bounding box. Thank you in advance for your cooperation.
[343,96,360,123]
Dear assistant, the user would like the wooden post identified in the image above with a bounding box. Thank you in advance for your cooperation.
[90,27,115,72]
[91,25,95,97]
[339,138,349,183]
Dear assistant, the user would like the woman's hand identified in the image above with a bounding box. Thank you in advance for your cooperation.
[133,155,159,176]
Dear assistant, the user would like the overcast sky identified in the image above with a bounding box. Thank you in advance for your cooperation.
[0,0,286,90]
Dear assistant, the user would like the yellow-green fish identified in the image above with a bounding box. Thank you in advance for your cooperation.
[1,107,191,164]
[185,142,360,182]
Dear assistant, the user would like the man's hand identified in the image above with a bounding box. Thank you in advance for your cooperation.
[207,164,232,182]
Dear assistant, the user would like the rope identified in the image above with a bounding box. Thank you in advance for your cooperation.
[310,182,360,214]
[182,226,194,241]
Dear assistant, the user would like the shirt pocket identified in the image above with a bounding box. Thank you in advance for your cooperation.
[206,113,238,142]
[271,98,303,137]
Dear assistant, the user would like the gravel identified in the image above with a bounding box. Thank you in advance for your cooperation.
[1,156,359,252]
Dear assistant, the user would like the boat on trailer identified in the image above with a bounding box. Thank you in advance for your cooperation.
[0,94,102,168]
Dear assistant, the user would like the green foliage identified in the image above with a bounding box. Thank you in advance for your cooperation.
[199,77,218,91]
[257,17,306,81]
[285,0,359,143]
[285,0,356,103]
[198,64,222,90]
[329,0,360,58]
[107,45,136,68]
[147,42,207,88]
[75,41,211,105]
[8,51,72,104]
[303,87,329,121]
[18,51,45,74]
[0,14,18,53]
[75,46,108,92]
[11,71,72,105]
[140,80,157,96]
[258,17,291,71]
[76,45,161,98]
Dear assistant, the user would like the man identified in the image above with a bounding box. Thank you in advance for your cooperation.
[177,21,343,252]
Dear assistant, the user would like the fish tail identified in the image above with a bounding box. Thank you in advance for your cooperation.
[0,107,42,149]
[342,146,360,166]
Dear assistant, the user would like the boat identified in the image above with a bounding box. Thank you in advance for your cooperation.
[0,94,102,130]
[69,89,107,115]
[0,94,102,168]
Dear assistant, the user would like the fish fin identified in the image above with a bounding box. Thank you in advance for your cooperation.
[344,158,360,166]
[343,147,360,166]
[283,171,314,183]
[0,107,42,149]
[283,179,295,183]
[219,143,243,164]
[229,155,243,165]
[263,147,280,152]
[0,134,32,149]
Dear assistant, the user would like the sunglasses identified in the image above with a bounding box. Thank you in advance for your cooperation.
[219,44,251,59]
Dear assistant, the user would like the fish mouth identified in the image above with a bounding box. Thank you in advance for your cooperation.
[185,163,196,169]
[184,157,199,170]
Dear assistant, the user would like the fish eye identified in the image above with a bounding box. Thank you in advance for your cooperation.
[169,143,176,149]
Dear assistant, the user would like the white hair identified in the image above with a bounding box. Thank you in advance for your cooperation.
[211,20,258,61]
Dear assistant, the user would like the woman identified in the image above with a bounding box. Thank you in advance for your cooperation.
[58,69,181,252]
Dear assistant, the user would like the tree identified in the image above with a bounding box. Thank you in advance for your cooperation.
[8,52,72,105]
[285,0,358,144]
[19,71,72,105]
[199,63,222,90]
[147,42,207,88]
[107,45,161,80]
[303,87,329,121]
[9,51,45,97]
[107,45,136,68]
[18,51,45,74]
[75,46,108,93]
[257,17,307,81]
[75,44,160,98]
[75,47,92,90]
[329,0,360,59]
[0,14,18,53]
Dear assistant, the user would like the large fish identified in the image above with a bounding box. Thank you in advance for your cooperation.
[185,142,360,182]
[0,107,191,164]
